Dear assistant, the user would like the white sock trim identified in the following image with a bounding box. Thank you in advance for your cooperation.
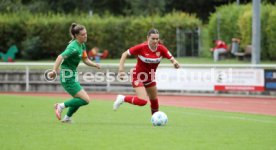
[60,103,65,109]
[64,115,70,120]
[131,97,134,104]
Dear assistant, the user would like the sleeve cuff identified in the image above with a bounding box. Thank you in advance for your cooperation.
[127,49,131,56]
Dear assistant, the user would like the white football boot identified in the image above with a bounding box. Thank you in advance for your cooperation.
[54,103,63,120]
[113,95,125,111]
[61,115,72,123]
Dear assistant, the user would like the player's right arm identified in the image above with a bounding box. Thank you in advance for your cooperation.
[53,55,64,72]
[49,45,77,79]
[118,50,129,79]
[48,55,64,79]
[118,44,141,79]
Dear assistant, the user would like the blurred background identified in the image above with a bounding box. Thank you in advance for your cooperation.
[1,2,276,149]
[0,0,276,96]
[0,0,275,60]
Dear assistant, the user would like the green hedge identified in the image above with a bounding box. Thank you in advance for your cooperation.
[208,4,276,60]
[0,12,201,60]
[208,4,245,44]
[266,10,276,60]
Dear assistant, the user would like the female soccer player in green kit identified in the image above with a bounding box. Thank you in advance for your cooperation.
[48,23,100,123]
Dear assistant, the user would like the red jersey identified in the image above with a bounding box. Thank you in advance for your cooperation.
[128,42,173,82]
[213,40,228,50]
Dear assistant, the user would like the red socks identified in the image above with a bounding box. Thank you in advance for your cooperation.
[124,96,159,114]
[150,99,159,114]
[124,96,147,106]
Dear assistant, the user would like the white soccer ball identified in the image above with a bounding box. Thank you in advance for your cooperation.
[151,111,168,126]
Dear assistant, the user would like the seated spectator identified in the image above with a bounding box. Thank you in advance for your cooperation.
[88,47,99,60]
[101,49,109,59]
[230,38,240,55]
[87,47,109,63]
[210,39,228,62]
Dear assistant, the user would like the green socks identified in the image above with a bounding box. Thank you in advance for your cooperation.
[64,97,89,117]
[67,106,80,117]
[64,97,88,107]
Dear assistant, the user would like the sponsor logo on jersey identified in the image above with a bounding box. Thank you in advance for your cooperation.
[138,55,162,64]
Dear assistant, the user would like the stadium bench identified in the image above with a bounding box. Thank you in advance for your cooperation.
[234,45,252,61]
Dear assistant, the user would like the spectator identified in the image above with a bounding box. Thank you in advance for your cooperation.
[210,39,228,62]
[230,38,240,55]
[88,47,99,60]
[88,47,109,63]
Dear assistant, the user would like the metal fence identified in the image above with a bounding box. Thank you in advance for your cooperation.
[176,28,200,57]
[0,62,275,96]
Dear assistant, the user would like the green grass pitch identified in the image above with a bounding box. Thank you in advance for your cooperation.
[0,94,276,150]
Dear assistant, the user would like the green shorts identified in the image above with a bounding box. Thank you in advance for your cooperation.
[60,70,82,96]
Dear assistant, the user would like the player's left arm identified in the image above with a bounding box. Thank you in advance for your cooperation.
[82,51,100,69]
[162,46,180,69]
[170,57,180,69]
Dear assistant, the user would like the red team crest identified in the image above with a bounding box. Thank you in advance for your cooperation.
[134,80,140,86]
[156,52,160,57]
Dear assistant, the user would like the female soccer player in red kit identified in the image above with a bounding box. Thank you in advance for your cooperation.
[113,28,180,115]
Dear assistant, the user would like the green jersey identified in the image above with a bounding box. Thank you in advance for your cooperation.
[61,40,87,71]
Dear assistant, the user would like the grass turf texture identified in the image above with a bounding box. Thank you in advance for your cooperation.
[0,94,276,150]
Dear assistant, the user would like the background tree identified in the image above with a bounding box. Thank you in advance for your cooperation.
[1,0,276,22]
[0,0,26,12]
[124,0,166,16]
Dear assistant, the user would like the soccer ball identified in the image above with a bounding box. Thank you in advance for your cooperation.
[151,111,168,126]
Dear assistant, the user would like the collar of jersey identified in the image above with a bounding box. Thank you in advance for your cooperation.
[147,41,158,52]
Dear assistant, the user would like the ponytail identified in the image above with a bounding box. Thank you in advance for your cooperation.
[69,23,85,43]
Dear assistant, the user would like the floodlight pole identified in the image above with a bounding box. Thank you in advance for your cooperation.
[252,0,261,64]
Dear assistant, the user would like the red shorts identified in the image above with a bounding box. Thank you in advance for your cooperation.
[132,79,156,88]
[130,69,156,88]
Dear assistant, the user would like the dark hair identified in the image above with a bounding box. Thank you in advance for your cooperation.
[69,23,85,41]
[147,28,159,37]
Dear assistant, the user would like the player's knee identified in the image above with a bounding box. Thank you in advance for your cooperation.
[84,98,90,104]
[81,97,90,104]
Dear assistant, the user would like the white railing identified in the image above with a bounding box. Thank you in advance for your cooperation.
[1,62,276,68]
[0,62,275,93]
